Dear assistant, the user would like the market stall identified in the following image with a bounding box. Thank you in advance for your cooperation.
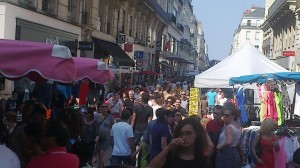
[0,39,76,83]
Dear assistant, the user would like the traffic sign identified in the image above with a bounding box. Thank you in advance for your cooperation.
[135,51,144,59]
[136,60,143,66]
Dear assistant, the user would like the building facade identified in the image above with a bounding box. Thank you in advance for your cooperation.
[159,0,199,77]
[231,6,265,54]
[0,0,203,96]
[196,20,209,72]
[262,0,300,71]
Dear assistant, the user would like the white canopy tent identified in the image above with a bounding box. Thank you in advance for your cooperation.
[194,42,289,88]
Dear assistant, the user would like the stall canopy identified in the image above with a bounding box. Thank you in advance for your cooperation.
[194,42,288,88]
[229,72,300,85]
[73,57,114,84]
[0,39,76,83]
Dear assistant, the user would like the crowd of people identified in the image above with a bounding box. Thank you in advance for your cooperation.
[0,78,299,168]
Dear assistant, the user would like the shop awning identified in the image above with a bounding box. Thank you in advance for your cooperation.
[165,55,194,64]
[93,38,135,67]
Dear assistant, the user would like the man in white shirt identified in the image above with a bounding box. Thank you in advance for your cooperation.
[111,109,135,166]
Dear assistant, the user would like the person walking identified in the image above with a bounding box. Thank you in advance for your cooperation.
[131,92,153,146]
[252,118,279,168]
[96,103,115,168]
[206,105,224,167]
[111,110,135,166]
[215,102,242,168]
[206,89,217,113]
[148,118,209,168]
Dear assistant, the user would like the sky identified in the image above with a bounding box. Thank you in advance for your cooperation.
[191,0,265,61]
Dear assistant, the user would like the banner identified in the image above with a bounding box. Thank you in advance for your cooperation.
[189,87,199,116]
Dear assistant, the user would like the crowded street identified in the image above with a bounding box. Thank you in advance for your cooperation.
[1,0,300,168]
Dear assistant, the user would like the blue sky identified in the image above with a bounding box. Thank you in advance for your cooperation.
[191,0,265,60]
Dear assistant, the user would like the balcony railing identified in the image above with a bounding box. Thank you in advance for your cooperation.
[170,14,176,24]
[144,0,170,24]
[240,22,261,27]
[176,23,184,32]
[268,0,296,19]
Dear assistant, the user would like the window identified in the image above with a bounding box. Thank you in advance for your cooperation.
[246,31,250,40]
[247,20,251,26]
[255,32,260,40]
[256,20,260,26]
[68,0,72,12]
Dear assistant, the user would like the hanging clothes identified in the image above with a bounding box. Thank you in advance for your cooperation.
[274,138,286,168]
[236,87,248,124]
[274,91,284,126]
[281,84,291,109]
[293,82,300,117]
[260,91,267,121]
[79,80,89,106]
[267,91,278,122]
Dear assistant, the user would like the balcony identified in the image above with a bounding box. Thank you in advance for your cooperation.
[240,22,261,28]
[170,14,176,24]
[144,0,170,24]
[176,23,184,32]
[178,0,183,6]
[268,0,296,19]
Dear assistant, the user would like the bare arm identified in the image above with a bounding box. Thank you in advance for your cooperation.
[204,134,215,157]
[216,126,233,150]
[131,112,136,127]
[161,137,168,150]
[148,116,153,123]
[251,133,263,164]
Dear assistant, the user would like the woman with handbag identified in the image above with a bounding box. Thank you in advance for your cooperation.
[252,118,279,168]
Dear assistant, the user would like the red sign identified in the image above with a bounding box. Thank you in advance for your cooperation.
[283,51,295,57]
[124,43,133,52]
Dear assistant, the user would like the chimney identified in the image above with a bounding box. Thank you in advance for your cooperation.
[243,9,251,16]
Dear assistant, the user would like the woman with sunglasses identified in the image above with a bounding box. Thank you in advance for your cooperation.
[148,118,209,168]
[215,102,242,168]
[96,103,114,168]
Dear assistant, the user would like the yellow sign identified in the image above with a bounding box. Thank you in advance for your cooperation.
[189,87,199,116]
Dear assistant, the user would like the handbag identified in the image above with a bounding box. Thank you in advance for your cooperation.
[255,132,263,157]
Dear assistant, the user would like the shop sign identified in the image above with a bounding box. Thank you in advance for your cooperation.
[188,88,199,116]
[78,41,93,51]
[124,43,133,52]
[116,35,126,43]
[283,51,295,57]
[135,51,144,59]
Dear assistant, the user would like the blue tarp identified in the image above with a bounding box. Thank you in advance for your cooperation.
[229,72,300,85]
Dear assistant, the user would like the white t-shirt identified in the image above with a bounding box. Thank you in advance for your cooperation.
[152,105,162,120]
[109,99,123,114]
[0,144,20,168]
[219,97,228,106]
[181,99,189,109]
[111,122,134,156]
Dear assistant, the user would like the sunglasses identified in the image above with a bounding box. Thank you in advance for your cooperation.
[101,106,108,108]
[223,114,231,117]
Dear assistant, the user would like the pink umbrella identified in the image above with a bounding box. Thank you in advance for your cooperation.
[0,39,76,83]
[73,57,114,84]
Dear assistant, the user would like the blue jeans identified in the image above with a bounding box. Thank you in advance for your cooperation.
[110,155,131,166]
[133,130,144,146]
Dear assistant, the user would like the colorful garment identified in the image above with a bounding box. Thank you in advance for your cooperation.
[256,138,275,168]
[274,139,286,168]
[274,92,283,125]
